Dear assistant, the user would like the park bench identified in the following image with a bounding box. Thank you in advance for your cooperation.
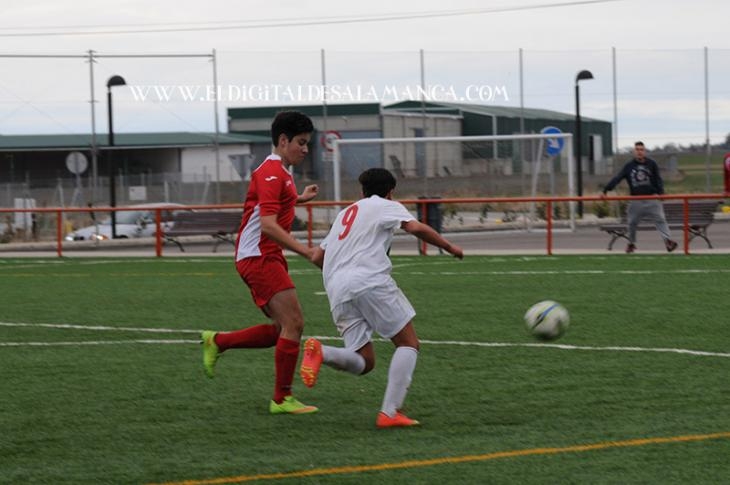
[599,200,720,250]
[164,211,242,252]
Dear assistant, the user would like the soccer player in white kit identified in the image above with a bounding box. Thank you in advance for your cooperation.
[301,168,463,428]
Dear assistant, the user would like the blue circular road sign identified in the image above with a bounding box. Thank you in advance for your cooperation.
[541,126,564,156]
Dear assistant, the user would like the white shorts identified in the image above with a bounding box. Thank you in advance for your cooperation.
[331,281,416,352]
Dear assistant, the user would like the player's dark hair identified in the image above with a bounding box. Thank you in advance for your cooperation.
[359,168,397,198]
[271,110,314,146]
[634,141,645,147]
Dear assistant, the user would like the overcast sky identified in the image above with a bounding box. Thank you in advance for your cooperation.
[2,0,729,148]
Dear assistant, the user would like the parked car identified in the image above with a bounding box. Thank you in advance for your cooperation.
[65,203,187,241]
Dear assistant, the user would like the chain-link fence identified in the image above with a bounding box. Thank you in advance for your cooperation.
[1,48,729,214]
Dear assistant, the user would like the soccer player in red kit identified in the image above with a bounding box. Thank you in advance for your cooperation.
[201,111,319,415]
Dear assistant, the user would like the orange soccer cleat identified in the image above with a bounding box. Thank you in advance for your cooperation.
[376,411,420,429]
[300,338,323,388]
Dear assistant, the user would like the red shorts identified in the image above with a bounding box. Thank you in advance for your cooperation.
[236,253,295,310]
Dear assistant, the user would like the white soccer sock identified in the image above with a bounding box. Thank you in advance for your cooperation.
[322,345,366,375]
[381,346,418,417]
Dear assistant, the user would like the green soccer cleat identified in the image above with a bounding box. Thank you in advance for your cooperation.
[201,330,220,378]
[269,396,319,415]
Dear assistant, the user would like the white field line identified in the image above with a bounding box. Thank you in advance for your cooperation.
[393,269,730,276]
[1,321,729,358]
[0,339,197,347]
[3,268,729,277]
[0,321,201,333]
[1,253,728,277]
[0,258,230,267]
[414,339,730,359]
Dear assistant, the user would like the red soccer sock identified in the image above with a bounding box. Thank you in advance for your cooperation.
[273,337,300,403]
[214,324,279,352]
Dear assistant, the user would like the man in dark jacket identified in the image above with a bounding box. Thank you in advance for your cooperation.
[602,141,678,253]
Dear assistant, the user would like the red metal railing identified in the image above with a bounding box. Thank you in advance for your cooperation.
[0,194,725,257]
[301,194,726,256]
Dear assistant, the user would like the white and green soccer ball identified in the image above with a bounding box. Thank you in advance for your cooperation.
[524,300,570,341]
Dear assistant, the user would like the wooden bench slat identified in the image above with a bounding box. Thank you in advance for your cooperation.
[164,211,242,252]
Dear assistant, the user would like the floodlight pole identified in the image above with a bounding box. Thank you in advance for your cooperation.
[88,50,99,203]
[212,49,222,204]
[107,75,126,238]
[574,69,594,218]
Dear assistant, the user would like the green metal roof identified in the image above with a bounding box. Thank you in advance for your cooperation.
[227,101,608,123]
[228,103,381,120]
[385,100,613,157]
[0,132,270,151]
[385,101,606,123]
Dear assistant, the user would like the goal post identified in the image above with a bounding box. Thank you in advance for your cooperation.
[331,133,576,228]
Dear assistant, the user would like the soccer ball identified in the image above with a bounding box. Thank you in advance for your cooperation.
[524,300,570,341]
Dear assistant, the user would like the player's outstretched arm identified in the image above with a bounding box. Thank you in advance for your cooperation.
[401,220,463,259]
[297,184,319,204]
[261,214,315,259]
[310,246,325,268]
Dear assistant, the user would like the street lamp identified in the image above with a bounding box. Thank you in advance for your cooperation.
[107,75,126,238]
[575,69,593,218]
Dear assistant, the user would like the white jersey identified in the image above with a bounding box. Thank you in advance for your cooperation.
[320,195,415,309]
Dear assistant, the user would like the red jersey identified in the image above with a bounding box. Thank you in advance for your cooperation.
[235,155,298,261]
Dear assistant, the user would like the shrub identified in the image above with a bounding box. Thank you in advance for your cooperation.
[592,200,610,218]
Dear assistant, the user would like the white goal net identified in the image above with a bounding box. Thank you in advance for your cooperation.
[331,133,577,229]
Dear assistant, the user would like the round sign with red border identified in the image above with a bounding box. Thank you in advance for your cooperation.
[321,130,342,152]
